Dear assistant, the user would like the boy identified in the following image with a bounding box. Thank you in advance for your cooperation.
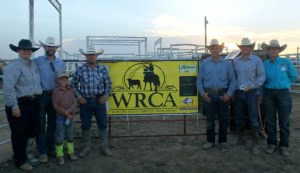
[52,72,78,165]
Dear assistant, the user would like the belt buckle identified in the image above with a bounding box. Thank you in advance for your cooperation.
[90,95,97,99]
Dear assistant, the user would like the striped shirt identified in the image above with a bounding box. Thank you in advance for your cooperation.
[71,63,112,98]
[3,57,42,108]
[52,85,77,116]
[233,54,265,89]
[196,57,236,96]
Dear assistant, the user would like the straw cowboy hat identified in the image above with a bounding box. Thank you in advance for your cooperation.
[261,39,287,53]
[39,36,61,47]
[9,39,40,52]
[79,45,104,56]
[237,37,256,49]
[207,39,224,50]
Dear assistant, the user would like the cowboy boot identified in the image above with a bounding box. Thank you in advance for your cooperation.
[79,130,91,157]
[27,138,40,165]
[99,129,112,156]
[56,144,64,165]
[251,129,260,155]
[237,129,246,145]
[66,142,78,161]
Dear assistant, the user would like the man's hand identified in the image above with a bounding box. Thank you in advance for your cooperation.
[12,108,21,117]
[243,86,251,92]
[202,93,211,103]
[78,97,87,105]
[99,96,108,104]
[221,94,230,102]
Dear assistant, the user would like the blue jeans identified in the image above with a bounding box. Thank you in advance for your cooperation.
[263,88,292,147]
[204,93,229,143]
[55,116,74,144]
[36,94,57,154]
[79,98,108,130]
[234,89,260,131]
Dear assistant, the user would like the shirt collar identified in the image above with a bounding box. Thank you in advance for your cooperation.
[207,56,225,62]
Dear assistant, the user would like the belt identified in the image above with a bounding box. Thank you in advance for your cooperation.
[85,94,102,99]
[18,95,39,101]
[43,90,53,95]
[204,88,227,95]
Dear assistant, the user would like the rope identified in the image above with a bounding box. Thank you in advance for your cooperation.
[258,100,267,138]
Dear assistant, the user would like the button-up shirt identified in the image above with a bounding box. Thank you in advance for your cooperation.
[3,57,42,108]
[71,63,112,98]
[264,57,298,89]
[196,57,236,96]
[233,54,266,89]
[52,85,77,117]
[33,55,65,91]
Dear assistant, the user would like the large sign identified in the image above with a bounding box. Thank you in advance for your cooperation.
[102,61,198,115]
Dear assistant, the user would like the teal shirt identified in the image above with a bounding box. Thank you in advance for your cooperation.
[264,57,298,89]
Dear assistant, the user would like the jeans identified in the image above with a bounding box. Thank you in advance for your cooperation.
[263,88,292,147]
[5,98,40,167]
[36,94,56,154]
[234,89,260,131]
[55,116,74,144]
[204,93,229,143]
[79,98,108,130]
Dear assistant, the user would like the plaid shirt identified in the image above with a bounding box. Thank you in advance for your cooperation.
[71,63,112,98]
[52,85,77,117]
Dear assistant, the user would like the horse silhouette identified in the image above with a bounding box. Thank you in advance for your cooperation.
[143,64,160,92]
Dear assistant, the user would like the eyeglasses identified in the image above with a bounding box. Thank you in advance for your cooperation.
[50,62,55,72]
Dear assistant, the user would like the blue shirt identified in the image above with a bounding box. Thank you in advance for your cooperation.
[3,57,42,108]
[233,54,266,89]
[33,55,65,90]
[196,57,236,96]
[264,57,298,89]
[71,63,112,98]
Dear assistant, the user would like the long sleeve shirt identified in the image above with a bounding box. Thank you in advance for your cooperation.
[3,57,42,108]
[196,57,236,96]
[33,55,65,91]
[71,63,112,98]
[52,85,77,117]
[233,54,266,89]
[264,57,298,89]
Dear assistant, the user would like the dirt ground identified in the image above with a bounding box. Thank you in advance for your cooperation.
[1,94,300,173]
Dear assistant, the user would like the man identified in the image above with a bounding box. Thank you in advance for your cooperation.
[71,45,112,157]
[233,38,266,155]
[196,39,236,151]
[262,40,298,156]
[4,39,42,171]
[34,36,65,163]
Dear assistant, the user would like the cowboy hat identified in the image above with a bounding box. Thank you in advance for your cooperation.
[79,45,104,56]
[261,39,287,53]
[207,39,224,50]
[237,37,256,49]
[9,39,40,52]
[56,71,69,79]
[39,36,61,47]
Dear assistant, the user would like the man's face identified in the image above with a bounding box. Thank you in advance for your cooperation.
[18,49,33,60]
[208,45,221,56]
[239,45,252,56]
[86,54,97,65]
[45,46,57,56]
[268,47,280,58]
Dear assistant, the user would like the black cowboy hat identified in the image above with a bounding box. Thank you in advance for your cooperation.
[9,39,40,52]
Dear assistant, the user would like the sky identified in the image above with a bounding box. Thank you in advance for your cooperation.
[1,0,300,59]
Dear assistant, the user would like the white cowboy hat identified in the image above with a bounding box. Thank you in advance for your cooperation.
[261,39,287,53]
[79,45,104,56]
[207,39,224,50]
[237,37,255,49]
[56,71,69,79]
[39,36,61,47]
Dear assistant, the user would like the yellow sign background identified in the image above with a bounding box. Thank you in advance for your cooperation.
[102,61,198,115]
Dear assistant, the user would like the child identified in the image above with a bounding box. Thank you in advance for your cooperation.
[52,72,78,165]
